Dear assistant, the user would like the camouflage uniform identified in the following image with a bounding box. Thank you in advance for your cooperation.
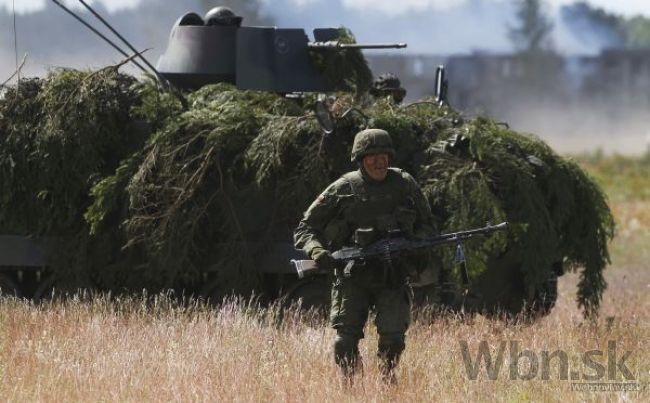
[294,129,434,380]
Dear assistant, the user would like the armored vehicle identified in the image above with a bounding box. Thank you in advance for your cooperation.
[0,6,613,319]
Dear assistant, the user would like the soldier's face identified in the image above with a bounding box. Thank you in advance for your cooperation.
[362,153,390,181]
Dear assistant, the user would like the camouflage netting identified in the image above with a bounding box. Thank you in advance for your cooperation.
[0,55,614,317]
[309,28,373,98]
[0,68,179,285]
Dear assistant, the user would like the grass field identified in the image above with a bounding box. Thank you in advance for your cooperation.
[1,154,648,401]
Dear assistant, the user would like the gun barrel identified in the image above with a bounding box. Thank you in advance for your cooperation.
[308,41,407,50]
[436,222,508,241]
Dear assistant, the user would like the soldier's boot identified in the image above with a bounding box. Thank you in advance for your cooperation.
[378,333,405,385]
[334,332,362,385]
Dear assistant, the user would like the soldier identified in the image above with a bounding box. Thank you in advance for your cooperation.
[370,73,407,104]
[294,128,434,383]
[204,6,243,27]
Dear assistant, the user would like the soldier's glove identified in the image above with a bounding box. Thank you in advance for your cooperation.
[312,247,336,273]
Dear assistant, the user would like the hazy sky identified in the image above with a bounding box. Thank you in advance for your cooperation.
[0,0,136,13]
[1,0,649,17]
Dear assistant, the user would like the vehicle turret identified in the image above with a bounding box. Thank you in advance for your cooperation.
[156,8,406,91]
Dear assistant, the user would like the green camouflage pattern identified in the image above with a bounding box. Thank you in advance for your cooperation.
[330,269,412,337]
[294,164,435,375]
[294,167,434,259]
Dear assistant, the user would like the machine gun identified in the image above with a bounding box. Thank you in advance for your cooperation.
[291,222,508,281]
[308,41,406,50]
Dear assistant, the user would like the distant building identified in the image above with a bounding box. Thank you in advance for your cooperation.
[367,48,650,153]
[369,48,650,108]
[580,48,650,109]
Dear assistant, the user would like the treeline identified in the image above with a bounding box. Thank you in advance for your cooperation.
[562,1,650,49]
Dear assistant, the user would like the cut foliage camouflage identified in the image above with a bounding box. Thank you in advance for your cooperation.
[0,36,613,319]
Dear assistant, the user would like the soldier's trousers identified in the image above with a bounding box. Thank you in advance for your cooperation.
[330,268,412,377]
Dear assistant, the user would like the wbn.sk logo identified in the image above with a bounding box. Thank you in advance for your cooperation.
[459,340,635,381]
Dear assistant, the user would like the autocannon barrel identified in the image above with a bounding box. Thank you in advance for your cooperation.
[308,41,407,50]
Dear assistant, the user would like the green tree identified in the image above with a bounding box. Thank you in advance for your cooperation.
[509,0,554,54]
[560,1,626,47]
[507,0,563,104]
[560,1,650,49]
[625,16,650,48]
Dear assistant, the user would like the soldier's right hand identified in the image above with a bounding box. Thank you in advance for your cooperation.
[312,247,336,272]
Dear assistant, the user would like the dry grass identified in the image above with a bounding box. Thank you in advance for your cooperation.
[0,258,647,401]
[1,157,649,401]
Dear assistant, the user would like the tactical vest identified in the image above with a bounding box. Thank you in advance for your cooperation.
[324,168,417,248]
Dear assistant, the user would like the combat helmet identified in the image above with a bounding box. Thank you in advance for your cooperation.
[370,73,406,103]
[351,129,395,162]
[204,6,243,27]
